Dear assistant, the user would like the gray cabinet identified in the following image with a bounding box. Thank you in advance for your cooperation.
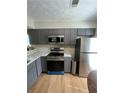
[64,57,72,72]
[49,29,65,35]
[27,67,34,90]
[27,62,37,90]
[38,29,65,44]
[27,29,39,44]
[35,57,42,76]
[85,28,96,36]
[70,29,77,44]
[28,29,77,45]
[77,28,96,36]
[64,29,77,45]
[77,29,86,36]
[41,57,47,72]
[38,30,49,44]
[64,29,71,44]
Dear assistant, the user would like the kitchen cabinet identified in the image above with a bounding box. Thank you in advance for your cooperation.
[64,57,72,72]
[28,29,65,44]
[85,28,96,36]
[70,29,77,44]
[77,29,86,36]
[49,29,65,35]
[27,29,39,44]
[28,29,77,45]
[41,57,47,72]
[77,28,96,36]
[64,29,71,44]
[38,29,49,44]
[64,29,77,45]
[35,57,42,76]
[38,29,65,44]
[27,62,37,90]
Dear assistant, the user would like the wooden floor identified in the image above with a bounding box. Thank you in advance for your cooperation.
[28,73,89,93]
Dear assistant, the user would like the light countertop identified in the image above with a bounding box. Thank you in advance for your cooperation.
[27,48,50,66]
[27,48,72,66]
[64,53,72,57]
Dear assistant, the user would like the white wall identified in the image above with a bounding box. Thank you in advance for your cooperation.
[27,16,35,28]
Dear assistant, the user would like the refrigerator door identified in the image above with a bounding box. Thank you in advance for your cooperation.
[88,53,97,70]
[80,37,97,52]
[79,53,90,77]
[79,53,97,77]
[88,38,97,52]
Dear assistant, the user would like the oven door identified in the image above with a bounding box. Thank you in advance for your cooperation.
[47,60,64,71]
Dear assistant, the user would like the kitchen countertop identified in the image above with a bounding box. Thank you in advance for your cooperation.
[27,48,72,66]
[64,53,72,57]
[27,48,50,66]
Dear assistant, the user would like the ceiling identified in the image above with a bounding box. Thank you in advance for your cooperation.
[27,0,97,22]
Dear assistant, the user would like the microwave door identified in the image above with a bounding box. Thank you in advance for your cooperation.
[56,37,61,42]
[61,37,64,42]
[48,37,57,43]
[48,38,52,42]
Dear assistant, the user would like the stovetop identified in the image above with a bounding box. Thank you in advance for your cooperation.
[47,52,64,56]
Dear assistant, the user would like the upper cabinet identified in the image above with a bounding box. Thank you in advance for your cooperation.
[27,28,96,45]
[38,29,49,44]
[77,28,96,37]
[64,29,77,45]
[49,29,65,35]
[27,29,39,44]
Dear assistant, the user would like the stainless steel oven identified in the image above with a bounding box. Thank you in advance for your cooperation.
[47,47,64,75]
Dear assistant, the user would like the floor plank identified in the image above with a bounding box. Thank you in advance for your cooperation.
[28,73,89,93]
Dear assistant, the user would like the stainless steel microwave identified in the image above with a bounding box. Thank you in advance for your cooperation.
[48,35,64,44]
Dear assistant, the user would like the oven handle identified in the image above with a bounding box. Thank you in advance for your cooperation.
[47,59,64,61]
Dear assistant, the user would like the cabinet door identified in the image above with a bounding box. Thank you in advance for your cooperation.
[64,57,71,72]
[27,29,39,44]
[70,29,77,44]
[27,62,37,90]
[41,57,47,72]
[64,29,77,45]
[27,68,34,90]
[51,29,65,35]
[77,29,86,36]
[35,57,42,76]
[64,29,71,44]
[38,30,49,44]
[85,28,96,36]
[32,63,37,82]
[77,28,96,36]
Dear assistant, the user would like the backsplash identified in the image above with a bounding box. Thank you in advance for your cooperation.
[31,44,75,59]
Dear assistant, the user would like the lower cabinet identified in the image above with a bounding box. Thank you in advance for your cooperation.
[41,57,47,72]
[35,57,42,76]
[64,57,72,72]
[27,62,37,90]
[27,57,42,90]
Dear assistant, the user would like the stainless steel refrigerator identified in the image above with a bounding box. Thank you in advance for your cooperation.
[75,37,97,77]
